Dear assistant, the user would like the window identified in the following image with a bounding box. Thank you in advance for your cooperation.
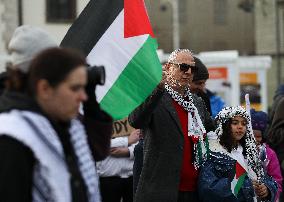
[214,0,227,25]
[46,0,76,23]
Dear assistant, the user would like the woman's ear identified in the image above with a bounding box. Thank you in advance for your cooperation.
[36,79,52,100]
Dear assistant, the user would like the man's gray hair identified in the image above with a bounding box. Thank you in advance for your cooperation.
[167,49,193,63]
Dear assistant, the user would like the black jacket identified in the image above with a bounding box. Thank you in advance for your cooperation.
[268,97,284,178]
[129,88,215,202]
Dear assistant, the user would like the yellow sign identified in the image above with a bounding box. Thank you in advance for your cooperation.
[240,73,257,84]
[240,72,261,109]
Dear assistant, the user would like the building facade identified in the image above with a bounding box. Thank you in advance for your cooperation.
[146,0,255,55]
[0,0,89,71]
[254,0,284,105]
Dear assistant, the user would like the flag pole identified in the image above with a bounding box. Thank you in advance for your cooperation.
[245,94,264,202]
[245,94,252,130]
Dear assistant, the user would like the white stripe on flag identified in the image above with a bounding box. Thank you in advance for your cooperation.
[87,10,149,102]
[231,177,238,196]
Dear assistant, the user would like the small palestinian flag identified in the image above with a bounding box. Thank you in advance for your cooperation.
[61,0,162,120]
[231,161,247,197]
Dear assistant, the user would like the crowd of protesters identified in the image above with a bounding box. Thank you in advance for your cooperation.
[0,25,283,202]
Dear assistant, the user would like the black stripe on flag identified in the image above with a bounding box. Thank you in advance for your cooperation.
[60,0,123,56]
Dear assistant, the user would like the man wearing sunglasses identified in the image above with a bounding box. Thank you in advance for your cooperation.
[129,49,215,202]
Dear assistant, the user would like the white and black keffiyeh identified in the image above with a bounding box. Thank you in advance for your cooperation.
[215,106,264,180]
[0,110,100,202]
[165,83,208,169]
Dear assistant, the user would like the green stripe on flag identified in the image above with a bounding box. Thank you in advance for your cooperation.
[100,36,162,120]
[234,173,246,196]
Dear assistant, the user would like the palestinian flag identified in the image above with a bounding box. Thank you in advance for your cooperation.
[231,161,247,197]
[61,0,162,120]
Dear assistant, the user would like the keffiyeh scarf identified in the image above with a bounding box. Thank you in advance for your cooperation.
[165,83,208,168]
[215,106,264,180]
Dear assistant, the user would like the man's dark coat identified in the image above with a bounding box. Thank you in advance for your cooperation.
[129,88,215,202]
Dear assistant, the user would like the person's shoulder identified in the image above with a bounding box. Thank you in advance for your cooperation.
[192,94,205,107]
[275,96,284,109]
[278,96,284,104]
[210,94,225,103]
[192,93,202,101]
[264,143,277,155]
[207,133,233,161]
[0,110,29,129]
[0,135,34,159]
[209,139,226,155]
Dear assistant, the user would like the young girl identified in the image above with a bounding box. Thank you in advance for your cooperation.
[251,109,283,201]
[198,106,277,202]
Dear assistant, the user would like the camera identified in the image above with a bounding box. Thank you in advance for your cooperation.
[87,65,105,86]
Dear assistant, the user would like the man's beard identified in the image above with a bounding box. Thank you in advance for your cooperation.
[166,75,189,91]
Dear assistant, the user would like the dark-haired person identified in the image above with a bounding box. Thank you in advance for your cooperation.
[267,93,284,202]
[189,57,225,117]
[0,25,112,201]
[129,49,215,202]
[0,25,112,162]
[0,47,106,201]
[198,106,277,202]
[267,84,284,131]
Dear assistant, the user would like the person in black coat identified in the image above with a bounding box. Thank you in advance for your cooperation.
[267,97,284,202]
[129,49,215,202]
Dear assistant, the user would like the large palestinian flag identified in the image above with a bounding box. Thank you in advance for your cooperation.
[61,0,162,120]
[231,161,247,197]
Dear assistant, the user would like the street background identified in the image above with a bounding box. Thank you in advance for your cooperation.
[0,0,283,111]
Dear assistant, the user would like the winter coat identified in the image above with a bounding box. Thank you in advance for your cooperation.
[198,150,278,202]
[207,89,225,118]
[129,88,215,202]
[261,143,283,201]
[268,84,284,126]
[268,97,284,182]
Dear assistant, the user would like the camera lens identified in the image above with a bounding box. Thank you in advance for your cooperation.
[87,65,105,86]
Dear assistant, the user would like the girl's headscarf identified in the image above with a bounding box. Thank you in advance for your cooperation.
[215,106,264,180]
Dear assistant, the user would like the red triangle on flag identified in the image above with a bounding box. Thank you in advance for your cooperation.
[235,162,246,179]
[124,0,155,38]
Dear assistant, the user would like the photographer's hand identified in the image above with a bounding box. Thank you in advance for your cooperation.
[83,81,103,120]
[82,79,113,161]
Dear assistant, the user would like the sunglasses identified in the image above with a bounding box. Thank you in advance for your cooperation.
[169,62,197,72]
